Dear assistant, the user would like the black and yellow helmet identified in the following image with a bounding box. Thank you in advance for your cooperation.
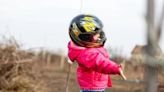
[69,14,106,48]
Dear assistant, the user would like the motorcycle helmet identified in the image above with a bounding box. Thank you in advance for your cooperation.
[69,14,106,47]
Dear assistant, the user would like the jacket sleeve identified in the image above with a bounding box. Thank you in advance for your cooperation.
[77,50,121,74]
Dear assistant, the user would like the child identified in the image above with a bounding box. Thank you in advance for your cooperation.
[67,14,126,92]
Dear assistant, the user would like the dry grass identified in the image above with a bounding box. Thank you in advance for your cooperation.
[0,36,49,92]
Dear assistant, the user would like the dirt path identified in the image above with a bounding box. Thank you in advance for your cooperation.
[37,67,79,92]
[37,66,144,92]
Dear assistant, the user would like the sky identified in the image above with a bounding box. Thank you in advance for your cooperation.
[0,0,164,57]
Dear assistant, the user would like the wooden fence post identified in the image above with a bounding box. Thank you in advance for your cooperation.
[60,51,65,70]
[144,0,164,92]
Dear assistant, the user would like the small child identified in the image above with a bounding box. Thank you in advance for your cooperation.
[67,14,126,92]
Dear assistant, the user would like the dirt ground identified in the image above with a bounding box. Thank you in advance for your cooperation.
[34,61,164,92]
[0,55,164,92]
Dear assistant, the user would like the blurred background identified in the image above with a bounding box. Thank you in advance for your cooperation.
[0,0,164,57]
[0,0,164,92]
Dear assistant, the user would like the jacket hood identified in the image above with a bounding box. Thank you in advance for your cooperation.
[67,41,85,61]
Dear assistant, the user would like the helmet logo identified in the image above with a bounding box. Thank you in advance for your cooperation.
[82,22,96,32]
[81,17,96,32]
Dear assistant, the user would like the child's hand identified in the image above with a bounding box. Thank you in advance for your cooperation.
[67,59,73,64]
[119,67,127,80]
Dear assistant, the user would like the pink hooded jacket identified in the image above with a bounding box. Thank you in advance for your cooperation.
[67,41,121,90]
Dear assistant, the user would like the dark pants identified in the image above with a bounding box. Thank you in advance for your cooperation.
[80,90,105,92]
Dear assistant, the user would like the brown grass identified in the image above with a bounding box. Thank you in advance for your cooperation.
[0,37,49,92]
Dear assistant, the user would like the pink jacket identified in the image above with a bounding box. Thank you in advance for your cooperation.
[67,41,121,90]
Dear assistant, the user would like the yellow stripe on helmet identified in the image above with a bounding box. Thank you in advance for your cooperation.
[83,22,96,32]
[83,16,92,21]
[82,17,96,32]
